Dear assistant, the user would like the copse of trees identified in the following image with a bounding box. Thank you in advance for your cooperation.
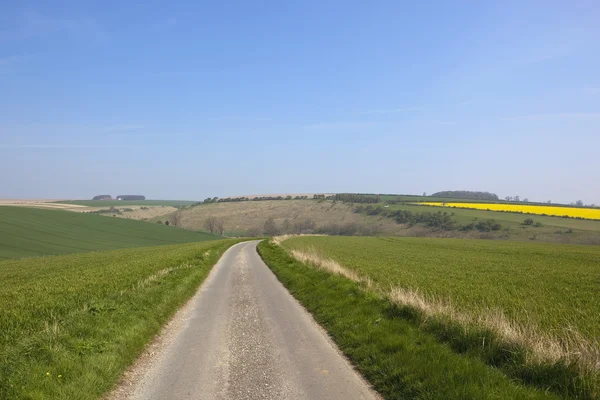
[354,205,502,232]
[431,191,499,201]
[334,193,381,204]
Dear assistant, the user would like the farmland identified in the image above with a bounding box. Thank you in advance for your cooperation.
[263,236,600,398]
[420,202,600,221]
[0,206,218,259]
[0,239,242,399]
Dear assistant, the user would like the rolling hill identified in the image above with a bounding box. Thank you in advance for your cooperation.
[0,206,218,259]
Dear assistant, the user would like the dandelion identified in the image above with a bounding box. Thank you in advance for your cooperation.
[46,372,50,376]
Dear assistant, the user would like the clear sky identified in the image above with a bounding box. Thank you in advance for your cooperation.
[1,1,599,204]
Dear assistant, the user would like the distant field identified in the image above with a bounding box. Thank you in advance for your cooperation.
[54,200,199,207]
[0,206,218,259]
[419,202,600,221]
[0,239,241,399]
[277,236,600,397]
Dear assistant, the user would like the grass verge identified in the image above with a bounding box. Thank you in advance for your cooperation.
[257,240,557,399]
[0,239,243,399]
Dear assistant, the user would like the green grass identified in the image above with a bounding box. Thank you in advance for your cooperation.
[54,200,198,207]
[258,240,557,399]
[387,203,600,231]
[0,239,243,399]
[278,236,600,398]
[0,206,219,259]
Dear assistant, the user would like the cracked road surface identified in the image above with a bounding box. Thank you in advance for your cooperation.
[113,241,378,400]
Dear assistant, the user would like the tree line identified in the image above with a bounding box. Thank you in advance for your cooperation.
[333,193,381,203]
[196,194,330,205]
[430,191,499,201]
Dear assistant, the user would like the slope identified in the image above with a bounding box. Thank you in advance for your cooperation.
[0,206,218,259]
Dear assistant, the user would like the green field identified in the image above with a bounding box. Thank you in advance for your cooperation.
[258,240,557,399]
[0,206,218,259]
[0,239,241,399]
[54,199,198,207]
[269,236,600,398]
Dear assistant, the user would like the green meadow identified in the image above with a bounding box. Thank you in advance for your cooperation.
[0,239,241,399]
[261,236,600,398]
[0,206,218,259]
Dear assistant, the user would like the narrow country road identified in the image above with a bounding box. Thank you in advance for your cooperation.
[111,241,379,400]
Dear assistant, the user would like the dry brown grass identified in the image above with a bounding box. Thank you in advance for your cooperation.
[281,242,600,377]
[170,200,404,235]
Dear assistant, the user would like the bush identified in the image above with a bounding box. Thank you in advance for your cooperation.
[523,218,534,226]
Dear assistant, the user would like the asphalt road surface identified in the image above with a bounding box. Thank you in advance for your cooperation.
[113,241,378,400]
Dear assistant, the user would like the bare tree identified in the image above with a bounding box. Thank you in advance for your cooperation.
[215,219,225,236]
[264,217,280,236]
[576,200,584,207]
[170,210,182,227]
[247,227,261,237]
[203,216,218,233]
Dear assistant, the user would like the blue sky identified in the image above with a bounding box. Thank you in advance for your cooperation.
[1,1,599,204]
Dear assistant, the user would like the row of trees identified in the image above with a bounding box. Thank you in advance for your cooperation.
[251,217,380,237]
[431,191,499,201]
[197,194,327,205]
[333,193,380,203]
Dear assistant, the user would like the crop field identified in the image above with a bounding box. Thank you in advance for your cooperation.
[271,236,600,398]
[0,206,218,259]
[420,202,600,221]
[54,200,198,207]
[0,239,241,399]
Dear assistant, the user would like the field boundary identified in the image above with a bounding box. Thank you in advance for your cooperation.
[273,236,599,398]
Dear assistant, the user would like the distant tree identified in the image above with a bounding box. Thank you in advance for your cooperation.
[547,200,552,204]
[514,195,520,202]
[423,192,427,196]
[157,220,163,224]
[264,217,280,236]
[505,196,512,201]
[523,218,534,225]
[576,200,584,207]
[214,219,224,235]
[203,216,218,233]
[170,210,182,227]
[165,221,170,226]
[247,227,261,237]
[523,198,529,202]
[431,191,499,201]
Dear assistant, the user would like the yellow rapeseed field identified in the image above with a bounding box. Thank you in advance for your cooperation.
[419,202,600,221]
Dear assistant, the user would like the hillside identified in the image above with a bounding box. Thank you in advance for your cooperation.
[162,200,404,236]
[0,206,219,259]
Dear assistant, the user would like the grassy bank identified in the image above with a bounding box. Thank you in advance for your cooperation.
[276,236,600,398]
[258,240,556,399]
[0,239,242,399]
[0,206,219,259]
